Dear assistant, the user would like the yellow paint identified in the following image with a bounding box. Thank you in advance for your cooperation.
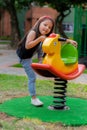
[42,34,78,74]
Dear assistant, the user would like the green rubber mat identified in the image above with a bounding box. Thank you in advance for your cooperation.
[0,96,87,126]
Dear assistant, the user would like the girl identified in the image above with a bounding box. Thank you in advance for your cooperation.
[16,15,77,107]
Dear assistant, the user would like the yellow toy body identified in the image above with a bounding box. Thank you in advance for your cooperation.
[42,34,78,74]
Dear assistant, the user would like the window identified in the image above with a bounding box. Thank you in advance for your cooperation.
[62,23,74,33]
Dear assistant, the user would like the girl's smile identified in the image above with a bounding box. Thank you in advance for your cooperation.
[39,19,53,35]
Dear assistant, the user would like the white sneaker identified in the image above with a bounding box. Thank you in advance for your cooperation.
[31,98,43,106]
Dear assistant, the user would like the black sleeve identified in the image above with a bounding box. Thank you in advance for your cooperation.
[58,37,67,42]
[42,53,46,58]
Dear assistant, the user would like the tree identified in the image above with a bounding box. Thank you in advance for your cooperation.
[0,0,86,47]
[0,0,32,48]
[33,0,87,38]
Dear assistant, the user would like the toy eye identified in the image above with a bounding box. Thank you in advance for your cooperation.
[54,42,57,46]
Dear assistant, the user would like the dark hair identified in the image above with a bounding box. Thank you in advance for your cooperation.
[32,15,54,37]
[18,32,28,47]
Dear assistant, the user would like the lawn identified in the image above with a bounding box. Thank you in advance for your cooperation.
[0,74,87,130]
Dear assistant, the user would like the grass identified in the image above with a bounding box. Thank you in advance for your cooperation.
[0,36,11,40]
[12,58,38,68]
[0,74,53,95]
[84,69,87,74]
[0,40,11,44]
[0,74,87,98]
[0,37,11,45]
[0,74,87,130]
[12,63,23,68]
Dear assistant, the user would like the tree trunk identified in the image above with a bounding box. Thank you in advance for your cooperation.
[7,4,21,48]
[55,15,68,38]
[55,8,71,39]
[3,0,21,48]
[10,11,21,48]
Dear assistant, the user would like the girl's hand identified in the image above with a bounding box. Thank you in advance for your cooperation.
[67,39,78,47]
[39,35,46,42]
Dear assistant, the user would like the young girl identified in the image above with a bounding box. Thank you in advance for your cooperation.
[16,15,77,107]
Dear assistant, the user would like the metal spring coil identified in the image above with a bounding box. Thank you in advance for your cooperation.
[52,77,68,110]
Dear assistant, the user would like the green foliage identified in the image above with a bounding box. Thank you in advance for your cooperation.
[0,0,86,47]
[0,0,32,10]
[33,0,87,12]
[33,0,87,37]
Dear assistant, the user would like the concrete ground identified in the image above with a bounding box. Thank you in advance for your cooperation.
[0,44,87,84]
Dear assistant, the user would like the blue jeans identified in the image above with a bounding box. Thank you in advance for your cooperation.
[20,58,36,96]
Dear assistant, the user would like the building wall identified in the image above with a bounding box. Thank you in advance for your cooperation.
[0,7,58,38]
[25,6,58,33]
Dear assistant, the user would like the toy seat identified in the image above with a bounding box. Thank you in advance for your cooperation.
[61,43,78,65]
[31,63,85,80]
[31,42,85,80]
[31,34,85,110]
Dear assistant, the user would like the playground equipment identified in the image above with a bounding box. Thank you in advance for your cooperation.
[31,33,86,110]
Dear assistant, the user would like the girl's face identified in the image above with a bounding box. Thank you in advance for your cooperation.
[39,19,53,35]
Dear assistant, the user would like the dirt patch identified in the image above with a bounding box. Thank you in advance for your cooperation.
[0,112,16,122]
[0,91,28,122]
[0,91,28,103]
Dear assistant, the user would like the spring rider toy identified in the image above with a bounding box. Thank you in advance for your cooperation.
[31,33,85,110]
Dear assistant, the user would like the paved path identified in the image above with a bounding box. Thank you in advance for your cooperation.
[0,46,87,84]
[0,48,26,76]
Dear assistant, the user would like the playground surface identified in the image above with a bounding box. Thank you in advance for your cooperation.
[0,45,87,84]
[0,44,87,129]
